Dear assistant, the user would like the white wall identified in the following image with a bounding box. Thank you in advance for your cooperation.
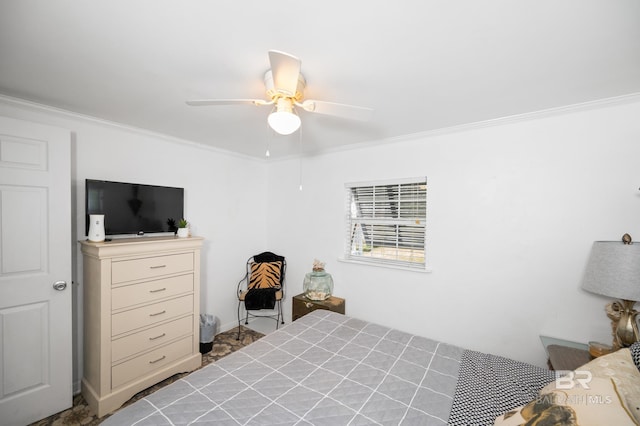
[266,98,640,367]
[0,97,268,392]
[3,94,640,390]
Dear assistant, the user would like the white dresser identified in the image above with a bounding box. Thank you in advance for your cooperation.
[79,236,203,417]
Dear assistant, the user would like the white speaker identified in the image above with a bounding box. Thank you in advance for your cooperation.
[88,214,105,242]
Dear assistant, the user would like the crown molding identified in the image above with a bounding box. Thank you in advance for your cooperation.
[284,92,640,161]
[0,93,264,163]
[3,92,639,163]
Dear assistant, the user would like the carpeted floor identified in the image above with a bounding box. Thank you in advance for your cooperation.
[30,326,264,426]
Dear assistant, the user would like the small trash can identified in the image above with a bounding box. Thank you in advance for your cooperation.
[199,314,216,354]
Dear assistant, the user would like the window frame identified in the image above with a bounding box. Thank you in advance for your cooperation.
[342,177,428,271]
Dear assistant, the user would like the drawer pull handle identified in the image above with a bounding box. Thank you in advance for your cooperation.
[149,333,166,341]
[149,287,167,293]
[150,265,167,269]
[149,355,166,364]
[305,302,313,308]
[149,310,166,317]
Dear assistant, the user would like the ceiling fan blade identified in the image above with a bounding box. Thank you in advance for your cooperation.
[299,100,373,122]
[186,99,270,106]
[268,50,301,97]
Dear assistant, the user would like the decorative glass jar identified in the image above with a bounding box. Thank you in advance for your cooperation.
[303,270,334,301]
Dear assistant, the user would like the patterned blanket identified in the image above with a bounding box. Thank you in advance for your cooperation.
[448,350,554,425]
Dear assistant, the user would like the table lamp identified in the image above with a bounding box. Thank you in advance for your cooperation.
[581,234,640,349]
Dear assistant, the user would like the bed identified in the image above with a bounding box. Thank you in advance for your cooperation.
[103,310,640,425]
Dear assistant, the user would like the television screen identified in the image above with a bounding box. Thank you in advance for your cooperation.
[85,179,184,236]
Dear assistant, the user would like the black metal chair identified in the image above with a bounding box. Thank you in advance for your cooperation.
[236,251,286,339]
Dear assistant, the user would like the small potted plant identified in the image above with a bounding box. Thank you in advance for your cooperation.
[177,218,189,238]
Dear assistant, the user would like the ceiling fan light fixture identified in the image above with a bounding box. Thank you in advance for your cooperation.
[268,98,301,135]
[186,51,373,139]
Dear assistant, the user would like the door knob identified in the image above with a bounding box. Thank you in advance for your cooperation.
[53,281,67,291]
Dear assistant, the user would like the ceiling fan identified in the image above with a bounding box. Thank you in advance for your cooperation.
[186,50,373,135]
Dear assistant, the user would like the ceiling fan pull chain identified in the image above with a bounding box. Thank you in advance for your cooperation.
[265,121,272,157]
[299,125,303,191]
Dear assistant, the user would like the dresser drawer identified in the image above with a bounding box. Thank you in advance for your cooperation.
[112,316,193,362]
[112,252,194,284]
[112,274,193,310]
[111,336,193,389]
[112,295,193,336]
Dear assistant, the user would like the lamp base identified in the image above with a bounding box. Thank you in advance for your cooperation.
[606,299,639,349]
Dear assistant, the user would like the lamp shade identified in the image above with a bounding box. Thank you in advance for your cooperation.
[581,241,640,301]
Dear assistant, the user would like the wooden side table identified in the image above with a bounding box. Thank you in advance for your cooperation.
[540,336,592,371]
[546,345,592,371]
[292,293,345,321]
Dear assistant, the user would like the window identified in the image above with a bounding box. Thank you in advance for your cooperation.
[344,177,427,270]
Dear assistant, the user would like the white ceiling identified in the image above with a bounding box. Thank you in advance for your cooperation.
[1,1,639,159]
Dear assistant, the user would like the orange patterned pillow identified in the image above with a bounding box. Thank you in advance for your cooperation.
[248,261,282,290]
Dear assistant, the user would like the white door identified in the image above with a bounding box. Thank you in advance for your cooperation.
[0,116,72,425]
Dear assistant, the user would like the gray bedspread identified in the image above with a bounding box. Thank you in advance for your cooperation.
[103,310,552,425]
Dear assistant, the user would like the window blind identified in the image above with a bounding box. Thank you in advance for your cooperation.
[345,177,427,270]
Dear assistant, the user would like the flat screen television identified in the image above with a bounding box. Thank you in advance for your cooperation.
[85,179,184,237]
